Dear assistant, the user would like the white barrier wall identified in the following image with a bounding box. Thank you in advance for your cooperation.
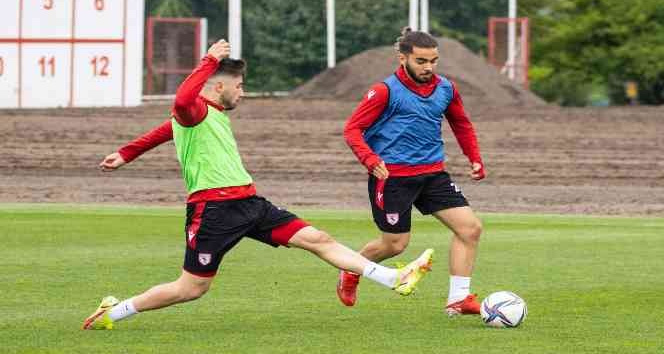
[0,0,144,108]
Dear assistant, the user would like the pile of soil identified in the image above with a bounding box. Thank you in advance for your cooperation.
[293,37,545,107]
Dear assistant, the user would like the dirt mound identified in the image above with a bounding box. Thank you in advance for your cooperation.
[293,37,544,107]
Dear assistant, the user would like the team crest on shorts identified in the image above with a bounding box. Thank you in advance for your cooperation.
[386,213,399,225]
[198,253,211,266]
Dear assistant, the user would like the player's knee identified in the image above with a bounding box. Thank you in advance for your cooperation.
[305,230,337,255]
[308,230,334,246]
[177,279,211,301]
[384,237,409,256]
[289,227,337,253]
[181,282,210,301]
[461,219,482,244]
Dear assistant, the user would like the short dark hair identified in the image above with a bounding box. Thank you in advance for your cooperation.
[396,27,438,54]
[215,58,246,78]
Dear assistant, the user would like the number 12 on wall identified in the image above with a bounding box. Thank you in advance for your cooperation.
[90,56,109,76]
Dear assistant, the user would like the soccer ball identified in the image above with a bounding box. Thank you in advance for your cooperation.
[480,291,527,328]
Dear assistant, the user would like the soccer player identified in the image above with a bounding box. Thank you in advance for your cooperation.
[82,39,434,330]
[338,28,486,316]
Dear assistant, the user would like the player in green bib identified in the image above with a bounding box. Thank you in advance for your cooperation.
[83,40,434,330]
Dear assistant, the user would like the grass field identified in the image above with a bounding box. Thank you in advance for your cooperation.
[1,204,663,353]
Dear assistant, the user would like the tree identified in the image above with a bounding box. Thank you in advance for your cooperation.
[143,0,525,92]
[525,0,664,105]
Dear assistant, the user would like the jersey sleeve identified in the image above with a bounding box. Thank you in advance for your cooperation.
[445,84,482,164]
[343,83,389,171]
[118,119,173,163]
[171,55,220,127]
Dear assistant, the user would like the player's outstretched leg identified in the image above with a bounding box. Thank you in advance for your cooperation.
[82,271,213,330]
[287,226,433,297]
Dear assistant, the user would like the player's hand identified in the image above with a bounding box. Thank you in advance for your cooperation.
[99,152,126,172]
[371,161,389,180]
[207,39,231,61]
[470,161,486,181]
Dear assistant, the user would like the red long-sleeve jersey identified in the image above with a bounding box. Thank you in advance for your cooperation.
[118,119,173,163]
[116,55,256,203]
[344,66,483,177]
[118,54,225,162]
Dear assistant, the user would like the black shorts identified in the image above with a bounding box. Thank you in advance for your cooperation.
[368,171,469,234]
[183,196,309,277]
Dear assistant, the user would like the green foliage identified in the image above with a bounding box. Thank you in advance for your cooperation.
[148,0,193,17]
[242,0,409,90]
[145,0,664,104]
[2,205,664,353]
[242,1,325,90]
[525,0,664,105]
[430,0,508,38]
[145,0,507,92]
[335,0,407,61]
[428,1,509,57]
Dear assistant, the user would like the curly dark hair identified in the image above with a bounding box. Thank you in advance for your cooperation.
[395,27,438,54]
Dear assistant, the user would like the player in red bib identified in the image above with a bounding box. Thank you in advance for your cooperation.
[339,28,486,316]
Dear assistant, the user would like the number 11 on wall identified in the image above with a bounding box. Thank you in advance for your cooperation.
[38,56,55,77]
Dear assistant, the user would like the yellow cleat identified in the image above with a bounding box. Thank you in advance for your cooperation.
[393,249,434,296]
[82,296,119,330]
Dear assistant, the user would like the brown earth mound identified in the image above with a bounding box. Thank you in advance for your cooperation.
[293,37,545,107]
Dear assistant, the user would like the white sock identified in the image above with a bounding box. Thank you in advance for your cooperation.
[448,275,471,304]
[108,298,138,322]
[362,262,398,288]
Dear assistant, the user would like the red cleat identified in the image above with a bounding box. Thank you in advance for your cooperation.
[445,294,481,316]
[336,271,360,306]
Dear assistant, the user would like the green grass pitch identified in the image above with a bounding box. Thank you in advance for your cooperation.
[1,205,662,353]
